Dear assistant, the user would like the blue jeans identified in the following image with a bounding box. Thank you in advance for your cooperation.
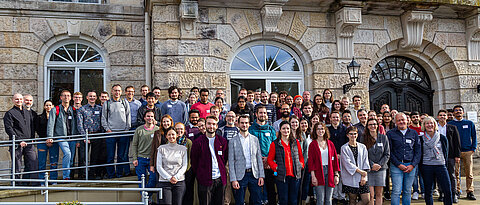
[58,140,77,179]
[37,142,59,180]
[314,165,334,205]
[413,167,425,193]
[390,163,417,205]
[420,165,452,205]
[301,164,311,200]
[233,171,262,205]
[134,157,157,188]
[276,176,300,205]
[106,136,130,178]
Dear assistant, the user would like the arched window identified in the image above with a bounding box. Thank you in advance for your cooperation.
[230,41,303,100]
[370,56,430,89]
[45,41,106,104]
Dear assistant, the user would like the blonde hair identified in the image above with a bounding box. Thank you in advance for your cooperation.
[421,116,438,132]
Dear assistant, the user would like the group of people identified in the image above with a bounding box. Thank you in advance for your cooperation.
[3,85,478,205]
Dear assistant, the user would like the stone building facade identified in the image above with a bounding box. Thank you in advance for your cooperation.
[0,0,480,165]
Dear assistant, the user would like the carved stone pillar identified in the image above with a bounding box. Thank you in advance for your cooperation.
[400,10,433,49]
[179,0,198,39]
[335,7,362,59]
[261,0,288,34]
[466,14,480,65]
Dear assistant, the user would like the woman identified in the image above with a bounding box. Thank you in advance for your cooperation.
[308,122,340,205]
[322,89,334,110]
[318,103,330,125]
[270,92,280,117]
[267,121,305,205]
[310,114,320,133]
[185,92,198,112]
[299,118,313,203]
[175,122,194,205]
[37,100,59,181]
[331,100,345,114]
[232,96,254,123]
[381,111,395,132]
[341,126,370,205]
[214,97,227,122]
[313,94,323,114]
[367,110,385,135]
[294,95,303,110]
[363,119,390,205]
[419,117,452,205]
[156,127,188,205]
[290,115,302,143]
[150,115,174,172]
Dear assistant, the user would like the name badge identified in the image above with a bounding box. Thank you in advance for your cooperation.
[218,151,222,156]
[406,139,412,144]
[151,134,154,138]
[188,133,194,137]
[332,156,335,161]
[207,110,210,113]
[265,133,270,136]
[463,125,469,129]
[323,114,327,118]
[68,116,72,120]
[167,105,172,108]
[267,110,271,113]
[419,132,424,136]
[377,143,383,147]
[94,111,100,115]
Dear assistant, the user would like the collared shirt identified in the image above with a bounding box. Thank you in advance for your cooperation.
[77,103,102,135]
[208,136,221,179]
[240,133,252,169]
[128,98,142,128]
[387,127,421,167]
[438,123,447,137]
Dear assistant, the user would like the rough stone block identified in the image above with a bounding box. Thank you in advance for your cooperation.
[310,13,327,27]
[153,39,178,56]
[444,47,468,61]
[433,51,453,68]
[116,21,132,36]
[204,57,227,72]
[319,28,336,43]
[359,15,384,30]
[353,29,374,44]
[423,19,438,42]
[110,66,145,81]
[109,51,145,66]
[131,21,144,36]
[289,13,308,41]
[153,56,185,72]
[374,30,390,49]
[185,57,204,72]
[30,18,54,42]
[0,16,29,32]
[152,5,179,22]
[153,22,180,39]
[458,75,480,88]
[312,59,335,73]
[94,21,116,43]
[0,96,12,112]
[1,64,37,80]
[300,28,319,49]
[209,7,227,24]
[0,80,12,95]
[196,24,216,39]
[227,8,251,39]
[437,19,465,33]
[245,10,262,35]
[209,40,231,60]
[178,40,209,56]
[0,48,37,64]
[423,43,442,58]
[217,24,239,47]
[47,19,67,36]
[0,33,20,47]
[12,80,37,95]
[277,11,294,36]
[199,7,209,23]
[384,16,402,41]
[309,43,336,60]
[20,33,43,52]
[80,20,99,37]
[105,36,144,53]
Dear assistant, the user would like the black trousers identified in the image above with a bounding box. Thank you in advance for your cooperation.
[198,178,225,205]
[11,144,38,184]
[159,181,186,205]
[182,169,195,205]
[439,158,457,195]
[90,139,107,178]
[264,169,277,205]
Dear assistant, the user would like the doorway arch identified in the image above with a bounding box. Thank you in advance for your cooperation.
[369,56,434,114]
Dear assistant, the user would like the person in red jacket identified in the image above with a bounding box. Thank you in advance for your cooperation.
[308,122,340,205]
[191,88,214,119]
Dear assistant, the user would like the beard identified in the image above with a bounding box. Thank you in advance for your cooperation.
[206,128,216,134]
[282,111,290,118]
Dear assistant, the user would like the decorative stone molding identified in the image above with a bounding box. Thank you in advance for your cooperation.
[179,1,198,39]
[400,10,433,49]
[67,20,80,37]
[466,14,480,65]
[335,7,362,59]
[261,0,288,34]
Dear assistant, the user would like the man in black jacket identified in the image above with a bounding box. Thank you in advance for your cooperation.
[437,109,461,203]
[137,92,161,126]
[3,93,38,184]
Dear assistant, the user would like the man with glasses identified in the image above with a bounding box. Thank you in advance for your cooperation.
[273,104,291,132]
[448,105,477,200]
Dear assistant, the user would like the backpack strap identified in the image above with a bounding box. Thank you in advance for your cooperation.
[55,105,60,117]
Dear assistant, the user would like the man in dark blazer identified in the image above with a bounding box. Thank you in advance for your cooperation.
[437,109,461,203]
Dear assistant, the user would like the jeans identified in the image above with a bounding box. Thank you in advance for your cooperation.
[198,178,225,205]
[58,140,76,179]
[413,167,425,193]
[276,176,301,205]
[420,164,452,205]
[106,136,129,178]
[134,157,157,189]
[314,165,334,205]
[182,169,195,205]
[390,162,417,205]
[233,171,262,205]
[158,181,186,205]
[264,169,277,205]
[38,142,59,180]
[301,163,312,201]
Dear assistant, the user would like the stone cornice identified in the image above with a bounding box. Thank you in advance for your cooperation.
[261,0,288,34]
[336,7,362,59]
[400,10,433,49]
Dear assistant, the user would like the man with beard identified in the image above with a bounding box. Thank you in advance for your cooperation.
[273,104,291,132]
[249,106,276,205]
[185,109,200,140]
[191,115,229,205]
[191,88,214,119]
[216,111,238,204]
[254,91,276,125]
[162,86,188,124]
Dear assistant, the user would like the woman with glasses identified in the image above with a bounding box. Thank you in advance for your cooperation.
[363,119,390,205]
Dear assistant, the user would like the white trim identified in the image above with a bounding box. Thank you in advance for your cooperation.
[266,79,303,94]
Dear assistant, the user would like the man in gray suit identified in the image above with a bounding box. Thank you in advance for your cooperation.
[228,115,265,205]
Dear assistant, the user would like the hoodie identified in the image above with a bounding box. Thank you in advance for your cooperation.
[248,120,276,157]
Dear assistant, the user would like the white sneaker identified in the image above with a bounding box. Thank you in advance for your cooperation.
[412,192,419,200]
[433,190,440,196]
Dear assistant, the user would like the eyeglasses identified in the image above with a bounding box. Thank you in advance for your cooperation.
[367,124,377,126]
[347,133,358,136]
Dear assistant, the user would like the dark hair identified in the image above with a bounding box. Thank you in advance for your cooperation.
[311,122,330,140]
[437,109,448,115]
[144,109,155,117]
[141,84,149,89]
[279,91,288,96]
[382,111,395,129]
[269,92,280,108]
[234,96,250,113]
[342,109,351,117]
[410,111,420,117]
[206,115,219,122]
[101,91,109,96]
[152,86,161,91]
[125,85,134,91]
[447,108,454,113]
[42,100,53,115]
[111,84,121,89]
[331,110,341,117]
[190,87,199,92]
[146,92,156,99]
[363,118,379,149]
[357,109,366,116]
[331,100,345,113]
[352,95,362,101]
[346,126,358,135]
[313,94,323,113]
[200,88,209,95]
[453,105,463,112]
[278,121,295,143]
[289,115,302,141]
[238,114,250,122]
[322,89,334,103]
[61,89,71,96]
[214,97,224,104]
[168,86,179,95]
[165,127,177,136]
[189,109,200,116]
[256,105,266,114]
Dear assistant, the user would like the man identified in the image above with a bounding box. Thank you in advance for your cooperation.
[284,95,302,118]
[73,92,83,110]
[162,86,188,124]
[23,94,34,111]
[350,95,362,124]
[191,87,200,98]
[248,106,276,205]
[380,104,390,113]
[437,109,461,203]
[229,115,265,205]
[191,116,229,205]
[125,86,142,129]
[447,109,454,122]
[152,86,162,108]
[302,91,312,103]
[239,88,248,98]
[408,111,423,200]
[448,105,477,200]
[387,113,421,205]
[101,84,131,178]
[4,93,37,183]
[77,91,105,179]
[231,88,254,112]
[285,95,293,107]
[215,89,230,111]
[301,101,314,122]
[131,110,159,193]
[341,96,350,110]
[100,91,109,106]
[246,90,255,105]
[342,110,353,128]
[47,90,78,180]
[217,111,238,141]
[409,112,422,135]
[278,91,288,105]
[254,89,261,105]
[191,88,214,119]
[186,109,201,140]
[210,106,225,127]
[273,104,290,132]
[254,90,276,125]
[354,109,367,142]
[194,118,207,141]
[137,92,161,126]
[139,85,150,106]
[328,111,348,204]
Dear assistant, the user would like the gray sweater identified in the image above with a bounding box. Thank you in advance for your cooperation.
[161,99,188,124]
[101,98,131,131]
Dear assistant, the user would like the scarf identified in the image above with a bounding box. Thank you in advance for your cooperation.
[177,135,187,146]
[423,131,441,160]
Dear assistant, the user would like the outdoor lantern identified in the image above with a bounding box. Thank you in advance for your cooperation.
[343,57,361,94]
